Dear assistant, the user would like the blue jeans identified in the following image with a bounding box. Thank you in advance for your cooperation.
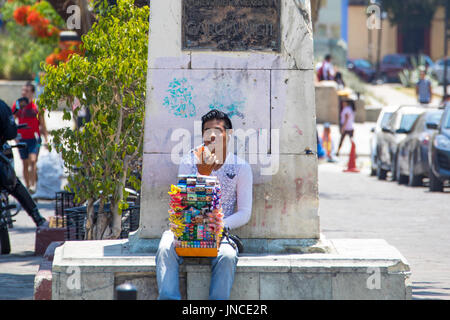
[18,137,41,160]
[156,230,238,300]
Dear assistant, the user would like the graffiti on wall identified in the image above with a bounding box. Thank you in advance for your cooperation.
[163,78,197,118]
[208,81,246,119]
[162,76,246,120]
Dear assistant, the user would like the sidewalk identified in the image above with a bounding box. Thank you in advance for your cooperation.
[0,111,71,300]
[318,122,374,157]
[366,83,443,107]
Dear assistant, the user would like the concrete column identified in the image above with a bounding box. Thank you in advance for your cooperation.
[134,0,321,253]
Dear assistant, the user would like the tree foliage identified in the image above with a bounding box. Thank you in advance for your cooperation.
[38,0,149,240]
[0,0,63,78]
[381,0,446,29]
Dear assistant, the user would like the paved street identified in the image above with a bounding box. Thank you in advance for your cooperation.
[0,200,54,300]
[319,157,450,300]
[0,111,70,300]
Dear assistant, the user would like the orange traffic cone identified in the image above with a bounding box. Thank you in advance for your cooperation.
[344,140,360,173]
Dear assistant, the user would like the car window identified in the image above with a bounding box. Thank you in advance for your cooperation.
[399,114,420,131]
[412,115,425,133]
[380,112,393,128]
[383,56,392,64]
[392,55,408,67]
[444,110,450,129]
[355,60,372,68]
[387,112,397,129]
[426,111,444,126]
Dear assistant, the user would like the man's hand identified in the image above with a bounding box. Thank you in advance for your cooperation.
[194,145,221,176]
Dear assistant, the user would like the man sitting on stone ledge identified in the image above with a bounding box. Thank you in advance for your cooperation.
[156,109,253,300]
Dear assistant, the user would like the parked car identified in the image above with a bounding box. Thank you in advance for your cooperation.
[376,106,426,180]
[378,54,434,83]
[396,108,444,186]
[432,57,450,84]
[428,104,450,192]
[347,59,376,82]
[370,106,400,176]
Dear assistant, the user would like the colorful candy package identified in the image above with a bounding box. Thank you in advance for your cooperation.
[168,174,224,257]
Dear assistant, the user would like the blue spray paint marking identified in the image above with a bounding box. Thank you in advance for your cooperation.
[163,78,196,118]
[208,82,246,119]
[209,102,245,119]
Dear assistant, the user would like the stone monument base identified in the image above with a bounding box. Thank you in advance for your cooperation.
[51,236,411,300]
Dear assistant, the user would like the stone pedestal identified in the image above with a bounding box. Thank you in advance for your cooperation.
[51,238,411,300]
[50,0,412,300]
[137,0,320,253]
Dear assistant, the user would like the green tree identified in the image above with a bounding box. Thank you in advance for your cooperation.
[38,0,148,240]
[381,0,445,29]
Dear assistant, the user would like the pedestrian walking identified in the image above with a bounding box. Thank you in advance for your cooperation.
[11,82,49,193]
[334,69,346,90]
[317,54,335,82]
[322,122,337,162]
[416,70,432,105]
[336,99,355,157]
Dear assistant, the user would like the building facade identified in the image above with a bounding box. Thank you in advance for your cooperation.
[314,0,448,64]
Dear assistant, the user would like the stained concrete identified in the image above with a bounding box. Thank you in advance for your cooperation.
[51,237,411,300]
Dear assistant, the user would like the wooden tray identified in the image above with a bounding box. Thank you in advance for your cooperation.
[175,247,218,257]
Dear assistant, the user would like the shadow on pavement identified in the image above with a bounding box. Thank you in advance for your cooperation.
[412,282,450,300]
[0,253,41,266]
[0,273,36,300]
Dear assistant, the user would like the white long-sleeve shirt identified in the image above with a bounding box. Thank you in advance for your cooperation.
[178,150,253,230]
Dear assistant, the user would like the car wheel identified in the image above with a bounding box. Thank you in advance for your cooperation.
[408,155,423,187]
[429,168,444,192]
[391,155,397,182]
[370,157,377,176]
[377,158,387,180]
[396,156,409,185]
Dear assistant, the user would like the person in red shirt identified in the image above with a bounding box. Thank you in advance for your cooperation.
[11,82,48,192]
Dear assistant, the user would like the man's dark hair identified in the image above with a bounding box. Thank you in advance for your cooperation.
[25,81,35,93]
[201,109,233,133]
[325,54,332,61]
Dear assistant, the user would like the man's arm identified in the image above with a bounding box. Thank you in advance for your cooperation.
[223,163,253,230]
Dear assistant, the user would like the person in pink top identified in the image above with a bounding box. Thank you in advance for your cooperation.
[336,99,356,157]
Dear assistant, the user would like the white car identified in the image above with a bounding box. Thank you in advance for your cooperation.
[376,106,426,180]
[370,106,400,176]
[432,58,450,84]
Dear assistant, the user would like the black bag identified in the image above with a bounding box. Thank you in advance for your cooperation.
[223,227,244,254]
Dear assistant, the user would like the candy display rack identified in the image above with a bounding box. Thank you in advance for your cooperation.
[168,174,224,258]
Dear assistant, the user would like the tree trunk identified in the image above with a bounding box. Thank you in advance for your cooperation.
[109,156,131,239]
[95,198,111,239]
[84,198,95,240]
